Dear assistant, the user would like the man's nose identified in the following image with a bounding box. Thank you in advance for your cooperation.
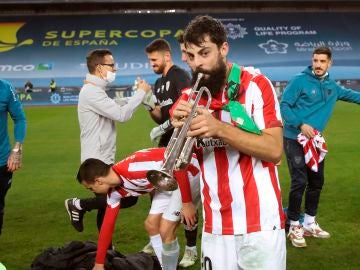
[193,57,203,69]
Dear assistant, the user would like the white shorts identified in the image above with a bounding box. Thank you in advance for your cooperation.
[149,171,201,222]
[201,230,286,270]
[149,190,172,215]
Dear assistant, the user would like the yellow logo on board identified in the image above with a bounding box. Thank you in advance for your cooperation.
[0,22,33,53]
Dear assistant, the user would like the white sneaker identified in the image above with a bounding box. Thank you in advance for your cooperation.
[303,222,330,238]
[179,247,197,268]
[142,242,155,256]
[288,225,307,248]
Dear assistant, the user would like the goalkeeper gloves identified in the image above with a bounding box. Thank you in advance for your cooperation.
[142,91,157,111]
[150,120,172,144]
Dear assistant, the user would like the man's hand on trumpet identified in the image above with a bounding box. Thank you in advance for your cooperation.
[171,99,192,128]
[188,107,221,138]
[171,99,222,138]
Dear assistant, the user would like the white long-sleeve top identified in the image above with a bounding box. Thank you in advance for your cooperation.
[78,74,146,164]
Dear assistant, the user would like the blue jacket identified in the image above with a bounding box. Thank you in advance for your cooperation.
[280,66,360,139]
[0,79,27,166]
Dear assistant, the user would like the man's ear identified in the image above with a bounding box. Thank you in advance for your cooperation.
[220,42,229,58]
[94,177,104,185]
[164,51,171,62]
[95,65,104,78]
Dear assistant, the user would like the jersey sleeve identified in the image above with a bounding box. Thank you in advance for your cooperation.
[84,86,145,123]
[174,159,200,203]
[7,83,26,143]
[95,204,120,264]
[169,91,189,117]
[252,75,283,130]
[173,69,191,95]
[336,83,360,104]
[174,169,192,203]
[279,77,303,129]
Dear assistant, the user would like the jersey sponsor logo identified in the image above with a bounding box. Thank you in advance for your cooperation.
[196,138,228,149]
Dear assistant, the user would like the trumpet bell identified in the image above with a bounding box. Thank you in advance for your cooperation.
[147,170,178,191]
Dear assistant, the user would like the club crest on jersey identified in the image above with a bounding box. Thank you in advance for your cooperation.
[196,138,228,149]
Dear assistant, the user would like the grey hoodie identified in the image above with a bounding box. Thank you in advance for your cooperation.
[78,74,146,164]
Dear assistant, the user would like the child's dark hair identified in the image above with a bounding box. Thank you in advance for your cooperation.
[76,158,111,184]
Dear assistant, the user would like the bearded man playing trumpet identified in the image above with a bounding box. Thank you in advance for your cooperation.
[169,15,287,270]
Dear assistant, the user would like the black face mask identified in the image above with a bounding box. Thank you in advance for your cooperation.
[191,55,227,96]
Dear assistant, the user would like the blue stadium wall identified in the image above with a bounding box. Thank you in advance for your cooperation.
[0,12,359,105]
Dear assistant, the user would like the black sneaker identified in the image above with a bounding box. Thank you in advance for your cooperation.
[65,198,84,232]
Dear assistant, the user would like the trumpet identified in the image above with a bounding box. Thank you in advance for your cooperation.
[147,73,212,191]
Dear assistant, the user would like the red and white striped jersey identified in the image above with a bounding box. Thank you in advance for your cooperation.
[297,130,327,172]
[107,148,165,208]
[96,147,200,264]
[171,64,286,235]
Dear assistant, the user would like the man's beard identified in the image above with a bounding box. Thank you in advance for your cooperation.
[314,68,326,77]
[153,61,166,75]
[191,58,227,96]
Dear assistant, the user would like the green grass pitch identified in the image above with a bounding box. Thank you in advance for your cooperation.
[0,102,359,269]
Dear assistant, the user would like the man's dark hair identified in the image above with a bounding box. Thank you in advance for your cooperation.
[145,38,171,54]
[86,49,113,73]
[77,158,111,184]
[184,15,227,48]
[313,46,332,59]
[176,32,185,44]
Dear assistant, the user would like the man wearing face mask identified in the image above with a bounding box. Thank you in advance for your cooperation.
[65,49,152,234]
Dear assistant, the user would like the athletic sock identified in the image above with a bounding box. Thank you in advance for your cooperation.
[74,198,82,210]
[184,224,198,247]
[290,220,300,227]
[162,238,180,270]
[185,245,197,252]
[150,234,163,266]
[304,214,315,227]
